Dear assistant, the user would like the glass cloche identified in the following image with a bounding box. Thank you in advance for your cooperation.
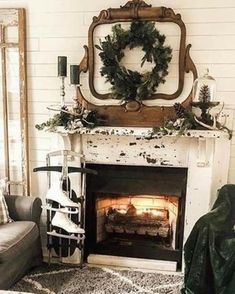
[192,69,216,102]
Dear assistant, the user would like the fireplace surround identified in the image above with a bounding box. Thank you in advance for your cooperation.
[53,123,232,270]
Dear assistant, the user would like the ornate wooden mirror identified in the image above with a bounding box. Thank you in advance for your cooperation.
[0,9,29,195]
[77,0,197,127]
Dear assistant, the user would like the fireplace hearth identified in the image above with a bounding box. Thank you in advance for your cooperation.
[85,164,187,269]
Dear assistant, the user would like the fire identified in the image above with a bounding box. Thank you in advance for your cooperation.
[136,209,145,215]
[136,208,166,217]
[109,197,172,218]
[151,209,164,217]
[118,209,127,214]
[114,206,167,219]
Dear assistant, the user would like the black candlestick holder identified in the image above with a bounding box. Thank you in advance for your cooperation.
[191,101,220,124]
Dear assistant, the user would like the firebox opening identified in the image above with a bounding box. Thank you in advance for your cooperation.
[96,194,178,251]
[85,164,187,269]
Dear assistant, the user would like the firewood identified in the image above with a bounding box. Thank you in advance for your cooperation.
[105,223,170,237]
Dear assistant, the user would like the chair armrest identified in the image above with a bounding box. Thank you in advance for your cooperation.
[4,195,42,227]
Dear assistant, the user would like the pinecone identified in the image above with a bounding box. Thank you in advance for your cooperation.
[174,103,186,118]
[199,84,210,102]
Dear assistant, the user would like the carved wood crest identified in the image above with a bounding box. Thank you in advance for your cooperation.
[77,0,197,127]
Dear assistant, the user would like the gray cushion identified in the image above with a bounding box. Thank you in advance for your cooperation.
[0,221,39,263]
[5,195,42,227]
[0,191,11,225]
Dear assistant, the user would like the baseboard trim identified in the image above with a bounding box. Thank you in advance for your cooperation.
[87,254,177,271]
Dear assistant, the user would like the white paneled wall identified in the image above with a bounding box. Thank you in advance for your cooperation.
[0,0,234,199]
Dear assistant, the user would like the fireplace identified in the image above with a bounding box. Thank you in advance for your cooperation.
[55,124,231,268]
[85,164,187,269]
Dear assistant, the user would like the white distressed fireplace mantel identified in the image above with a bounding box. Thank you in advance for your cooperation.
[55,126,231,240]
[57,127,230,169]
[52,126,231,270]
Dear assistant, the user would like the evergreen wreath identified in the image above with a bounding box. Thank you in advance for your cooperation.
[96,21,172,102]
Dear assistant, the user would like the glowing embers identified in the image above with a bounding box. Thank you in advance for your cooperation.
[96,195,178,248]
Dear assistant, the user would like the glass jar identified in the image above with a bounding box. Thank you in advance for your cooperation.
[192,69,216,102]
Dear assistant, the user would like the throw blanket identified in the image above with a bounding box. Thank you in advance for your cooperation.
[182,184,235,294]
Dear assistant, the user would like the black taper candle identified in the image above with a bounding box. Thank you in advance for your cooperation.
[58,56,67,77]
[70,65,80,85]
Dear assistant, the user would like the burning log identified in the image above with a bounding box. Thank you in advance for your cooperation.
[105,205,170,238]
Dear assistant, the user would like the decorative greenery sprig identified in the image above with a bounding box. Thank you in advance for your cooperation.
[35,104,105,132]
[153,103,232,139]
[153,103,197,136]
[96,21,172,102]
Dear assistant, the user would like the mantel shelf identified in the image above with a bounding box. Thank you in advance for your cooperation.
[55,126,230,140]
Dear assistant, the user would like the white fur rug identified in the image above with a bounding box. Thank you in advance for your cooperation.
[11,264,183,294]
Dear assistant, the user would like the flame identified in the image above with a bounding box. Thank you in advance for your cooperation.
[136,209,144,215]
[151,210,163,217]
[103,195,178,218]
[136,208,164,217]
[117,209,127,214]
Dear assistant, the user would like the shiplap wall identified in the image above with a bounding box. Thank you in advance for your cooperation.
[0,0,234,198]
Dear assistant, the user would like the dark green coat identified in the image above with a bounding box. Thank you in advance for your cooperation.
[182,184,235,294]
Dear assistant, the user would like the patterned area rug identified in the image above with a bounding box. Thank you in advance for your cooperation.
[11,264,183,294]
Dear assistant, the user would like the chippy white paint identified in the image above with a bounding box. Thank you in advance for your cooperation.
[54,119,232,270]
[68,128,230,242]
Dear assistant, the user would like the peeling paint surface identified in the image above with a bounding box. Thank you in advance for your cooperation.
[81,134,190,167]
[69,127,231,247]
[57,126,229,139]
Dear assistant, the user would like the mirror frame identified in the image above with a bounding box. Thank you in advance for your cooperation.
[77,0,197,127]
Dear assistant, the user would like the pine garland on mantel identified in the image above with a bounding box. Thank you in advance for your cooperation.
[96,21,172,102]
[35,104,105,132]
[34,100,231,139]
[152,103,232,139]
